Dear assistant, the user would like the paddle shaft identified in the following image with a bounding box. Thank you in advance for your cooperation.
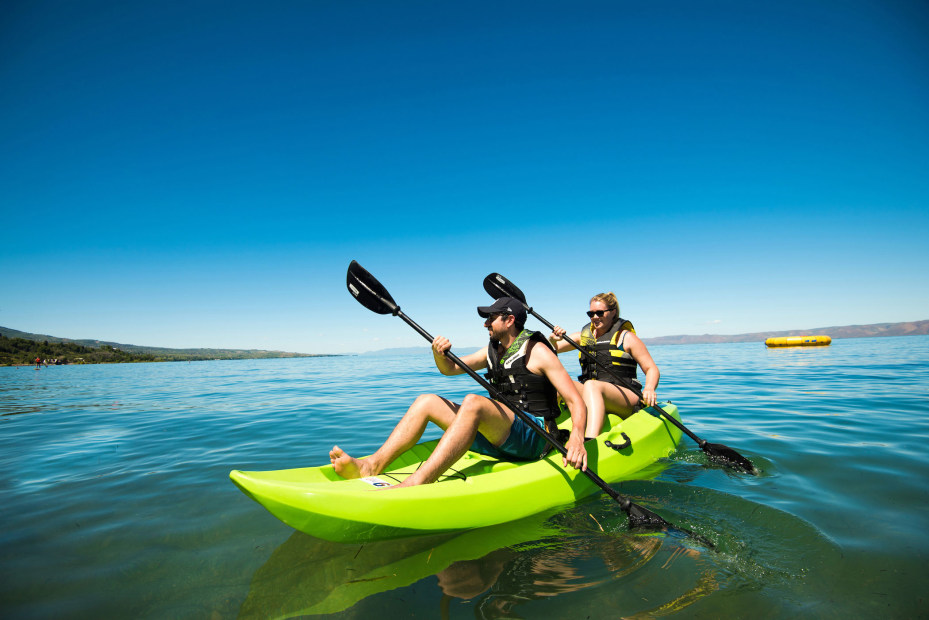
[392,308,639,511]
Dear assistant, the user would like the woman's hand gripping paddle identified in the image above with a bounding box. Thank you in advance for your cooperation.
[346,261,705,538]
[483,272,757,475]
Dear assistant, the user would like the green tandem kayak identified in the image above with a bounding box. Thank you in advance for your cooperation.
[230,403,683,543]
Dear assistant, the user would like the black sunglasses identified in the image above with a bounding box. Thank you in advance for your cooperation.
[586,309,611,318]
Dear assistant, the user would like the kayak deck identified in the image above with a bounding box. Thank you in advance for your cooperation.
[230,403,683,542]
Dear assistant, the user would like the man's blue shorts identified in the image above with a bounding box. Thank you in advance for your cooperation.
[469,414,548,461]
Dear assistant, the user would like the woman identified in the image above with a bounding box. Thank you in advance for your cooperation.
[549,292,659,438]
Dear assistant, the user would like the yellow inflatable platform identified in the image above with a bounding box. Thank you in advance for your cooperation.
[765,335,832,347]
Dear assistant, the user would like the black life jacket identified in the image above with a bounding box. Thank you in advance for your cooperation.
[578,319,642,396]
[485,329,560,421]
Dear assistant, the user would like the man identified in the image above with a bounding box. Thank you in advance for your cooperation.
[330,297,588,488]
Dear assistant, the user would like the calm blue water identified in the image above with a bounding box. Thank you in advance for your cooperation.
[2,336,928,618]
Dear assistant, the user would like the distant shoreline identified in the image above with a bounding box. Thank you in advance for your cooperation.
[3,320,926,363]
[640,319,928,346]
[5,356,341,368]
[0,325,343,366]
[361,320,928,355]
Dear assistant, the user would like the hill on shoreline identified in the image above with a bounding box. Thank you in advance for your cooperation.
[0,326,335,365]
[362,320,928,354]
[641,320,929,346]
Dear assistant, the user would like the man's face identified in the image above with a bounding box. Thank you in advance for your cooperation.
[484,312,512,339]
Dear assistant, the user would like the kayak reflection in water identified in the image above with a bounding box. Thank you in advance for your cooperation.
[436,532,710,618]
[330,296,589,488]
[549,292,660,438]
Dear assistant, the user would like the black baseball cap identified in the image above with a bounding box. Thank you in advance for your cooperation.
[477,297,526,324]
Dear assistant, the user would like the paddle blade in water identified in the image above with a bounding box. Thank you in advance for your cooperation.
[626,503,673,531]
[346,260,399,315]
[704,442,758,475]
[627,503,716,549]
[483,273,527,304]
[649,404,758,476]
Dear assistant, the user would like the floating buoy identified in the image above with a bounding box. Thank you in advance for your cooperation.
[765,335,831,347]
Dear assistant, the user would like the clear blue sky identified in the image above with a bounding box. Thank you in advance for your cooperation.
[2,1,927,354]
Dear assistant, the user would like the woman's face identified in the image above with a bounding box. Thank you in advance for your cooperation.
[588,300,614,331]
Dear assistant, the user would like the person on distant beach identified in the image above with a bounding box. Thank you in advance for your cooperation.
[330,296,588,488]
[549,292,659,437]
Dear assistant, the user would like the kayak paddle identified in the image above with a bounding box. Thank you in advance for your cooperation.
[483,272,758,475]
[346,260,699,536]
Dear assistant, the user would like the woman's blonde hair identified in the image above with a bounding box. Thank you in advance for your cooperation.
[590,292,619,314]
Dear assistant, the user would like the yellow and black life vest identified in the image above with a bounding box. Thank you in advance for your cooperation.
[577,319,642,394]
[486,329,560,421]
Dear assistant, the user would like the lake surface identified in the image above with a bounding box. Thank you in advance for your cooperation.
[2,336,928,618]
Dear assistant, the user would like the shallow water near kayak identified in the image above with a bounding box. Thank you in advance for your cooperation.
[2,335,927,618]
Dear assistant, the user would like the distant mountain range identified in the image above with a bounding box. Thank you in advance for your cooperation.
[362,346,482,356]
[639,320,929,346]
[361,320,928,354]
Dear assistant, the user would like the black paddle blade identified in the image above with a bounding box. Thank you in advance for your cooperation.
[650,403,757,476]
[346,260,399,315]
[483,273,527,304]
[627,502,717,549]
[703,442,758,475]
[627,502,674,531]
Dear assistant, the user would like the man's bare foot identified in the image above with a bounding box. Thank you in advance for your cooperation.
[329,445,373,479]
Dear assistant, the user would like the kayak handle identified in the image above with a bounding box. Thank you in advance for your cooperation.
[604,433,631,451]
